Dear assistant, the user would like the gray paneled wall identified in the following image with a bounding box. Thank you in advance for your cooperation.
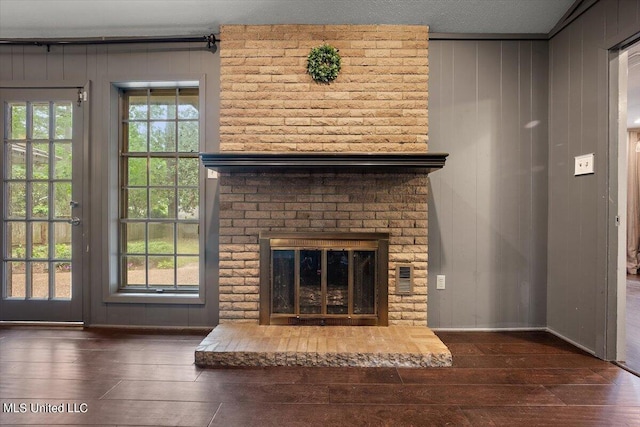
[547,0,640,357]
[0,44,220,327]
[428,40,549,328]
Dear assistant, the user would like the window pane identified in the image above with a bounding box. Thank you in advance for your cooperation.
[53,143,72,179]
[177,158,199,186]
[178,188,198,219]
[7,143,27,179]
[150,91,176,120]
[150,121,176,152]
[148,222,174,254]
[178,90,198,119]
[125,256,146,286]
[177,256,199,286]
[149,256,174,285]
[9,103,27,140]
[32,103,49,139]
[176,223,198,254]
[150,188,175,218]
[127,122,147,152]
[54,102,73,140]
[127,158,147,186]
[178,121,199,152]
[128,95,148,120]
[149,158,176,186]
[125,223,146,253]
[127,189,148,218]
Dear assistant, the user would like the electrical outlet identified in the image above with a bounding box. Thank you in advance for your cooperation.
[436,275,445,290]
[574,153,594,176]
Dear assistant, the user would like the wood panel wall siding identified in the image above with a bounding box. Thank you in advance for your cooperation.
[428,40,549,329]
[547,0,640,357]
[219,24,429,153]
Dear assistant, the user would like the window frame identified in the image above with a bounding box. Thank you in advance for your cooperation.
[103,79,206,304]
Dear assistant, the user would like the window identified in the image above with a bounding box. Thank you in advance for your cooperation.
[119,88,200,293]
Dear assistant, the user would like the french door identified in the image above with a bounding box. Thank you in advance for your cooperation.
[0,88,84,321]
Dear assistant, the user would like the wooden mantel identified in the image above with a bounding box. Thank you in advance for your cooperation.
[200,152,448,173]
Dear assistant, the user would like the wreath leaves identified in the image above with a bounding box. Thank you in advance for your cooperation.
[306,44,341,83]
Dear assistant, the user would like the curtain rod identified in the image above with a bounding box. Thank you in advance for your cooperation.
[0,34,218,52]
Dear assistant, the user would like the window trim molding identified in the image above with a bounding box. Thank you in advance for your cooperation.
[102,75,206,305]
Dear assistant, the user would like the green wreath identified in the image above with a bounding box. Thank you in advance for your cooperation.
[306,44,341,83]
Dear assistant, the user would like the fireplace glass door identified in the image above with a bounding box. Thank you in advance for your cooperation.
[270,247,377,323]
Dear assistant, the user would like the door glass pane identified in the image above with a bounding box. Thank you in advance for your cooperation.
[54,102,73,140]
[128,95,148,120]
[54,222,72,258]
[53,182,71,218]
[31,182,49,218]
[8,103,27,140]
[327,250,348,314]
[32,143,50,179]
[53,143,72,179]
[31,262,50,299]
[7,222,26,258]
[272,250,295,314]
[354,251,376,314]
[31,222,49,259]
[6,261,26,298]
[31,103,49,139]
[149,158,176,186]
[299,250,321,314]
[7,143,26,179]
[53,262,72,299]
[7,182,26,218]
[150,188,174,218]
[178,188,198,219]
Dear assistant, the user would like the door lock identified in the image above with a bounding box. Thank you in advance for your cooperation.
[69,201,79,208]
[67,217,81,226]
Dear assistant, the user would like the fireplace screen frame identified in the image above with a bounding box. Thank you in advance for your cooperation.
[259,232,389,326]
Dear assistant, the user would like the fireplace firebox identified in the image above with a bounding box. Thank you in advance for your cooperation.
[259,232,389,326]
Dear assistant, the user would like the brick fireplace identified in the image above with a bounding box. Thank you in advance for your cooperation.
[212,24,436,327]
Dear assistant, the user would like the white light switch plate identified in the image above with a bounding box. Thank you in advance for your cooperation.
[207,169,219,179]
[436,275,445,290]
[574,153,594,176]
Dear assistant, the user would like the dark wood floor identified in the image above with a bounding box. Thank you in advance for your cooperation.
[1,327,640,426]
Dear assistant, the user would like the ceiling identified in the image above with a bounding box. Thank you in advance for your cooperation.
[0,0,575,39]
